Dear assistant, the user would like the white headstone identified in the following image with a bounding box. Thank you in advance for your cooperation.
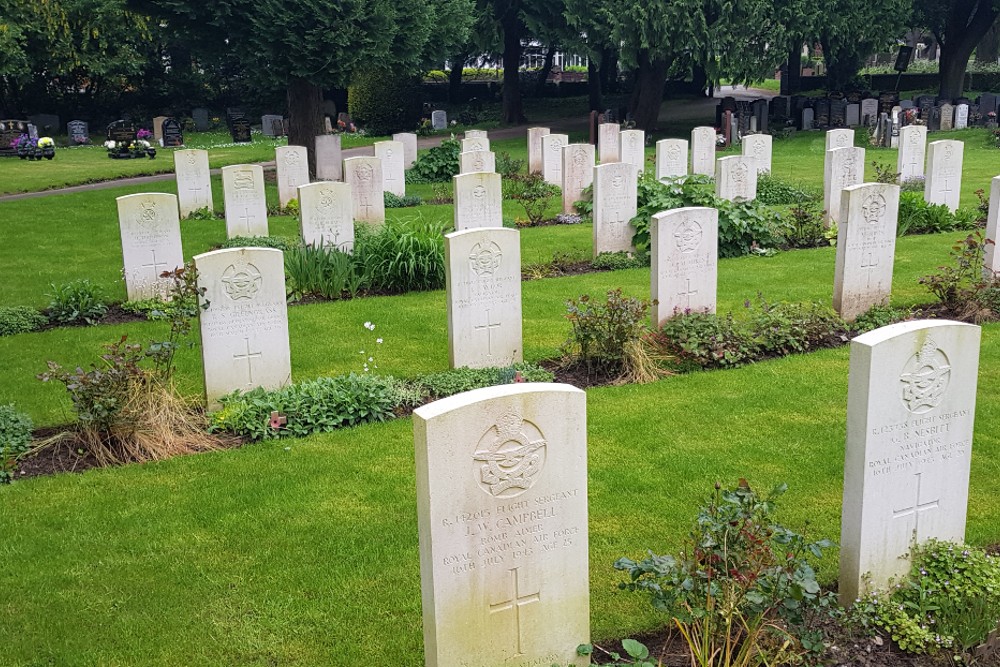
[414,383,590,667]
[939,103,955,131]
[824,146,865,227]
[839,319,980,604]
[173,149,213,218]
[826,128,854,150]
[315,134,343,181]
[833,183,900,321]
[650,206,718,326]
[592,162,638,256]
[454,172,503,231]
[117,193,185,301]
[298,182,354,251]
[222,164,269,238]
[375,140,406,197]
[690,127,716,176]
[541,134,569,187]
[275,145,309,208]
[445,227,522,368]
[462,137,491,153]
[527,127,551,174]
[741,134,772,174]
[561,144,595,215]
[619,130,645,175]
[955,104,969,130]
[598,123,621,163]
[431,110,448,130]
[195,247,292,410]
[897,125,927,184]
[460,150,496,174]
[392,132,418,169]
[890,107,902,148]
[465,130,489,139]
[984,176,1000,278]
[344,156,385,225]
[715,156,757,202]
[846,104,861,127]
[924,140,964,212]
[655,139,688,180]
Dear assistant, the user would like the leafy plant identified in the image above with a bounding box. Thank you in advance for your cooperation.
[851,304,913,333]
[415,363,553,398]
[871,160,900,184]
[0,404,33,484]
[504,173,560,225]
[897,191,974,237]
[521,250,588,279]
[219,235,295,251]
[592,251,649,271]
[284,243,361,301]
[576,639,656,666]
[919,231,1000,322]
[495,151,524,178]
[45,279,109,325]
[755,174,818,206]
[0,306,47,336]
[407,138,461,183]
[384,192,422,208]
[353,220,446,293]
[144,264,208,380]
[782,202,829,249]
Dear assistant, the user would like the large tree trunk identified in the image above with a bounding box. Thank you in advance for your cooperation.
[448,54,466,104]
[600,48,617,93]
[628,51,669,131]
[500,6,524,124]
[535,43,558,96]
[286,77,324,177]
[587,53,602,111]
[977,18,1000,64]
[938,3,1000,98]
[780,46,802,95]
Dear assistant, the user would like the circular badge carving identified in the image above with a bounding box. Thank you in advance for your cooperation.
[472,413,547,498]
[674,218,703,253]
[357,163,373,182]
[666,144,681,161]
[221,263,262,300]
[900,338,951,414]
[138,200,158,224]
[469,241,503,277]
[862,194,887,225]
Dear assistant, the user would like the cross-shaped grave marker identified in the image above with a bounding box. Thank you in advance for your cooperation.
[489,567,540,657]
[474,308,502,357]
[141,250,170,281]
[238,206,253,235]
[677,278,699,309]
[233,337,263,384]
[861,250,879,289]
[892,471,940,540]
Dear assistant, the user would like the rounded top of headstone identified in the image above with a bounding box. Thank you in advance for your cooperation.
[851,319,978,349]
[414,383,584,422]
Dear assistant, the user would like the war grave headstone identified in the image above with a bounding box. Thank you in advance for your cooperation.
[924,140,964,212]
[650,206,718,326]
[826,128,854,150]
[162,117,183,147]
[846,104,861,127]
[392,132,418,169]
[833,183,900,320]
[444,227,523,368]
[655,139,688,180]
[861,98,879,125]
[275,145,310,208]
[598,123,621,163]
[801,107,815,130]
[984,176,1000,277]
[619,129,645,175]
[152,116,168,144]
[261,114,283,137]
[940,103,955,131]
[527,127,551,174]
[741,134,772,174]
[454,172,503,231]
[715,156,757,202]
[117,193,185,300]
[67,120,89,145]
[955,103,969,129]
[222,164,269,238]
[344,156,385,226]
[465,130,489,139]
[195,247,292,410]
[431,110,448,130]
[460,150,496,174]
[298,182,354,251]
[192,108,209,132]
[413,382,590,667]
[839,319,980,604]
[690,127,716,176]
[173,149,213,217]
[375,140,406,197]
[824,146,865,227]
[462,137,491,153]
[562,144,595,214]
[230,117,252,143]
[315,134,343,181]
[541,134,569,187]
[896,125,927,184]
[592,162,638,255]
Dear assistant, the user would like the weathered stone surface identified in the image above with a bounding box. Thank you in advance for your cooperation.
[541,134,569,186]
[392,132,418,168]
[650,206,718,326]
[561,143,595,215]
[714,156,757,202]
[984,176,1000,278]
[824,147,865,227]
[298,182,354,251]
[460,150,496,174]
[275,146,309,208]
[374,140,406,197]
[344,156,385,225]
[222,164,269,238]
[528,127,551,174]
[690,127,716,176]
[315,134,343,181]
[462,137,491,153]
[619,130,645,175]
[173,149,213,218]
[598,123,620,163]
[592,162,638,256]
[896,125,927,184]
[117,193,184,300]
[826,128,854,150]
[655,139,688,180]
[454,172,503,231]
[924,140,964,212]
[741,134,772,174]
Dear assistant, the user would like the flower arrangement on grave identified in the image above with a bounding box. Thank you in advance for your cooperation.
[37,137,55,159]
[136,128,152,140]
[11,134,53,160]
[104,137,156,159]
[988,111,998,130]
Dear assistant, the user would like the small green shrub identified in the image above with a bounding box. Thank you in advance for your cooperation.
[407,138,461,183]
[284,244,362,301]
[219,235,295,251]
[852,304,913,333]
[495,151,524,178]
[416,363,553,398]
[756,174,818,205]
[782,202,829,249]
[209,373,421,441]
[354,220,446,293]
[522,250,588,279]
[897,192,976,237]
[348,68,421,136]
[0,306,47,336]
[384,192,422,208]
[504,173,560,225]
[0,404,33,483]
[591,251,648,271]
[184,206,218,221]
[871,160,900,183]
[45,279,109,325]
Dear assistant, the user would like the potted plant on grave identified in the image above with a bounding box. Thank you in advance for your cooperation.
[38,137,55,160]
[12,134,36,159]
[135,129,156,158]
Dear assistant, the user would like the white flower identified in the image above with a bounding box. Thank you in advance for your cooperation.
[363,321,375,331]
[376,338,383,344]
[104,140,116,149]
[368,357,373,362]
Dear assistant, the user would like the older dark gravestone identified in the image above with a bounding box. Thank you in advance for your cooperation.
[980,93,998,117]
[830,99,848,128]
[28,114,59,133]
[67,120,89,144]
[928,106,942,131]
[0,120,29,156]
[753,99,768,133]
[107,120,137,144]
[878,91,900,114]
[162,118,184,147]
[815,99,831,128]
[230,117,252,143]
[769,96,789,120]
[192,108,210,132]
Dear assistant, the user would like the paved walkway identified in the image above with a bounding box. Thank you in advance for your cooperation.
[0,87,774,203]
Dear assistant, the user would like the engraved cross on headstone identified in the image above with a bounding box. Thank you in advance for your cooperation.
[474,309,502,356]
[892,471,940,540]
[489,567,540,657]
[238,207,253,235]
[187,181,204,197]
[141,250,169,280]
[861,250,879,289]
[233,337,263,384]
[608,211,627,240]
[677,278,699,309]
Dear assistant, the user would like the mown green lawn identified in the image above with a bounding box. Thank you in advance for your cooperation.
[1,125,1000,666]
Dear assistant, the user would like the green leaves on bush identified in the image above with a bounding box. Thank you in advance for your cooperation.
[0,306,47,336]
[347,68,421,136]
[45,279,108,325]
[0,403,33,483]
[354,220,446,293]
[755,173,819,205]
[384,192,422,208]
[503,173,560,225]
[415,363,553,398]
[219,235,295,251]
[407,138,461,183]
[897,191,978,237]
[591,251,648,271]
[284,244,363,302]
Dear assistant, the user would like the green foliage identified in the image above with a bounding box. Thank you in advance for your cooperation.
[209,373,420,441]
[406,138,461,183]
[183,206,218,221]
[897,192,976,237]
[354,220,446,293]
[850,541,1000,656]
[143,264,208,380]
[45,279,109,325]
[575,638,655,666]
[495,151,524,178]
[655,297,849,371]
[631,174,786,258]
[0,306,47,336]
[521,250,588,279]
[383,192,422,208]
[592,251,649,271]
[415,363,554,398]
[219,235,295,251]
[504,173,560,225]
[0,404,33,484]
[284,244,362,302]
[871,160,900,184]
[851,304,914,333]
[782,202,829,249]
[348,68,422,136]
[755,174,817,205]
[919,231,994,311]
[615,481,836,653]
